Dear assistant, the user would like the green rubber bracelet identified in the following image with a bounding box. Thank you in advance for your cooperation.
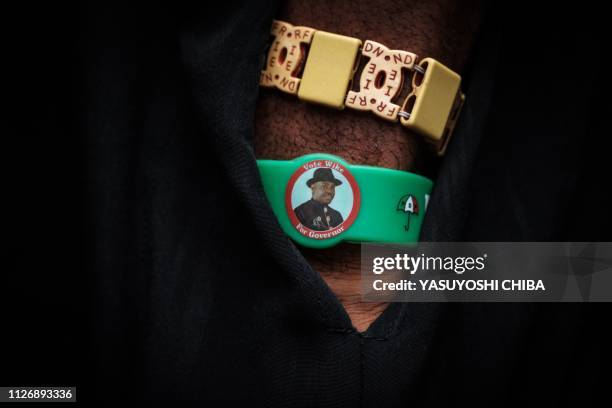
[257,153,433,249]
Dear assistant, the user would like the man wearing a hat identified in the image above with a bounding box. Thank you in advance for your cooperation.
[294,168,345,231]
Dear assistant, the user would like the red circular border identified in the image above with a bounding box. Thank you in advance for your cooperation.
[285,159,361,240]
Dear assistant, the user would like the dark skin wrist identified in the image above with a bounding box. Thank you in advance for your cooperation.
[255,0,484,332]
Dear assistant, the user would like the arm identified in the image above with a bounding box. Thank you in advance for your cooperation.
[255,0,484,331]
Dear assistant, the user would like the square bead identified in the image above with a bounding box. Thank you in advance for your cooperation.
[297,31,362,109]
[400,58,463,154]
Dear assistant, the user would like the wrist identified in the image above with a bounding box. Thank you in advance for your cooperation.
[255,0,484,171]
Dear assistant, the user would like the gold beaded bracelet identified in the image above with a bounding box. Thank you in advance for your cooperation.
[260,20,465,156]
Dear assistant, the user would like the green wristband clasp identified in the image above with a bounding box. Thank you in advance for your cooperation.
[257,153,433,249]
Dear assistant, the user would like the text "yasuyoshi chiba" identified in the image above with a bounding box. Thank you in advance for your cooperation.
[372,279,546,291]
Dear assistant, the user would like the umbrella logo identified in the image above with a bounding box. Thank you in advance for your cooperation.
[397,194,419,231]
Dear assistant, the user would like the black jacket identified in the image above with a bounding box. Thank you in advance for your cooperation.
[294,199,344,231]
[6,1,611,406]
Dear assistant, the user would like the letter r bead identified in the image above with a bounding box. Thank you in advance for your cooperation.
[260,20,315,95]
[346,40,417,121]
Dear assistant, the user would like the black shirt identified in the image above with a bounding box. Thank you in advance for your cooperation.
[9,1,611,406]
[294,199,344,231]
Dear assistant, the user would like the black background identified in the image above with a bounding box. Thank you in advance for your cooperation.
[4,1,611,406]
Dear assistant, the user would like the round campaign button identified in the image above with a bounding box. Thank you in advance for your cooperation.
[285,158,361,240]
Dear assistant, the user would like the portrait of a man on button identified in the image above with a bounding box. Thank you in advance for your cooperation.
[294,168,344,231]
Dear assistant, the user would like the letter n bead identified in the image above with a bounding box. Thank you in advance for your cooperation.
[260,20,316,95]
[345,40,417,121]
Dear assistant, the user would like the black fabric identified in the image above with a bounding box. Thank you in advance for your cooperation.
[294,199,344,231]
[5,1,611,406]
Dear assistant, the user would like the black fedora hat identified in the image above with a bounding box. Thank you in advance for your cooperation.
[306,168,343,187]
